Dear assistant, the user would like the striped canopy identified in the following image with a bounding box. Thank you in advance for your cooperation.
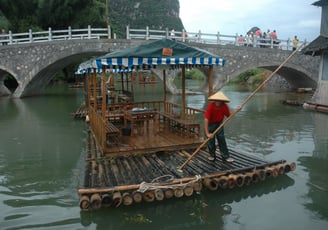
[91,39,225,71]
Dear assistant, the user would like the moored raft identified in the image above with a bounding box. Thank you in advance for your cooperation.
[303,101,328,114]
[71,104,88,119]
[78,132,296,211]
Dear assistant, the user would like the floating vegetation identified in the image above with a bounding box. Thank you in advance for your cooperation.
[124,213,152,224]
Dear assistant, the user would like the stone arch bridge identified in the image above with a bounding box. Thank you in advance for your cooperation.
[0,39,319,98]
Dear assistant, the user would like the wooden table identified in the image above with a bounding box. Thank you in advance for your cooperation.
[158,112,201,137]
[124,109,158,135]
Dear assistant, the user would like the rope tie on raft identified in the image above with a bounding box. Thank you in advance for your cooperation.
[137,174,201,193]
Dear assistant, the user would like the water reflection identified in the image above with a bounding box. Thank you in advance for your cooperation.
[298,112,328,221]
[0,85,86,229]
[221,88,315,157]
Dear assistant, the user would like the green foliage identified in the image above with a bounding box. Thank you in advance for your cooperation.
[238,68,262,82]
[0,13,9,29]
[124,213,152,224]
[175,68,205,81]
[185,69,205,80]
[229,68,269,86]
[250,69,270,86]
[0,0,184,37]
[0,0,185,85]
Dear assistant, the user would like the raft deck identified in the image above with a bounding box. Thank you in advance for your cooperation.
[78,129,295,210]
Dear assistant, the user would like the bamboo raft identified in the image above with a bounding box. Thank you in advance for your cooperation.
[303,101,328,113]
[281,99,304,106]
[78,129,296,211]
[71,104,88,119]
[76,39,301,211]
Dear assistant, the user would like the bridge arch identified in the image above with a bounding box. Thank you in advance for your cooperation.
[18,52,105,97]
[0,66,17,96]
[0,39,320,98]
[0,39,109,97]
[225,64,317,89]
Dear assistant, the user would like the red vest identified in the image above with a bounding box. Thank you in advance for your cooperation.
[204,102,230,123]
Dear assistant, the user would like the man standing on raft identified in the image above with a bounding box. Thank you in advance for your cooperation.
[204,91,234,163]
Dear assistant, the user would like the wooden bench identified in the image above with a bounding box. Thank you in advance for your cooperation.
[106,122,121,146]
[106,112,124,123]
[158,112,200,137]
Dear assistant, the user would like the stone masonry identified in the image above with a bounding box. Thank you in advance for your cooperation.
[0,39,320,98]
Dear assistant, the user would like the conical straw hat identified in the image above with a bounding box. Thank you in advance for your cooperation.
[208,91,230,102]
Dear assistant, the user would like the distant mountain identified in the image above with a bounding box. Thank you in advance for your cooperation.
[0,0,185,38]
[109,0,185,38]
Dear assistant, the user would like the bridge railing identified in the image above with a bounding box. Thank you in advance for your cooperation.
[126,25,307,51]
[0,25,111,45]
[0,25,307,51]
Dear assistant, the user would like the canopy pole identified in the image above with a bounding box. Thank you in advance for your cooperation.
[101,66,107,119]
[177,43,306,171]
[163,69,167,103]
[121,72,124,92]
[181,66,186,119]
[125,72,129,92]
[130,72,134,101]
[208,65,214,96]
[86,72,91,108]
[92,68,97,110]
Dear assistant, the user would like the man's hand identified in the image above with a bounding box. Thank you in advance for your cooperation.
[206,133,214,139]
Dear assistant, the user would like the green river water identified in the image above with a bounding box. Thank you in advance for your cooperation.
[0,81,327,230]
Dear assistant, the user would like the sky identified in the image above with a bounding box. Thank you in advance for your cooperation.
[179,0,321,42]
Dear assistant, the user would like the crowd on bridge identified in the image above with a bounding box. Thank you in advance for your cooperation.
[237,27,298,50]
[237,28,280,48]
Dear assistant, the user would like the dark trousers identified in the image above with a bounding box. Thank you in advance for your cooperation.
[207,122,229,159]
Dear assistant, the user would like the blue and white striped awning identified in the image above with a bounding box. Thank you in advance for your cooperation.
[93,56,225,70]
[78,39,226,73]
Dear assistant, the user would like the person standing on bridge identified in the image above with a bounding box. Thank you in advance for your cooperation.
[293,35,299,51]
[270,30,279,48]
[170,29,175,40]
[204,91,234,163]
[1,29,8,45]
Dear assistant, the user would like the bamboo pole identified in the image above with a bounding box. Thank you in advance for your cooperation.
[78,162,287,195]
[112,191,122,207]
[90,193,102,210]
[154,188,165,201]
[183,185,194,197]
[143,190,155,202]
[193,180,203,192]
[174,187,184,198]
[244,172,253,186]
[164,188,174,199]
[132,191,143,203]
[177,43,305,171]
[101,193,113,207]
[122,192,133,206]
[79,195,90,210]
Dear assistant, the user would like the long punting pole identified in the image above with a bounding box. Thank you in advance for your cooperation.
[177,43,305,171]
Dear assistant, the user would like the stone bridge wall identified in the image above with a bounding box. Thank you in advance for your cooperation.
[0,39,320,97]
